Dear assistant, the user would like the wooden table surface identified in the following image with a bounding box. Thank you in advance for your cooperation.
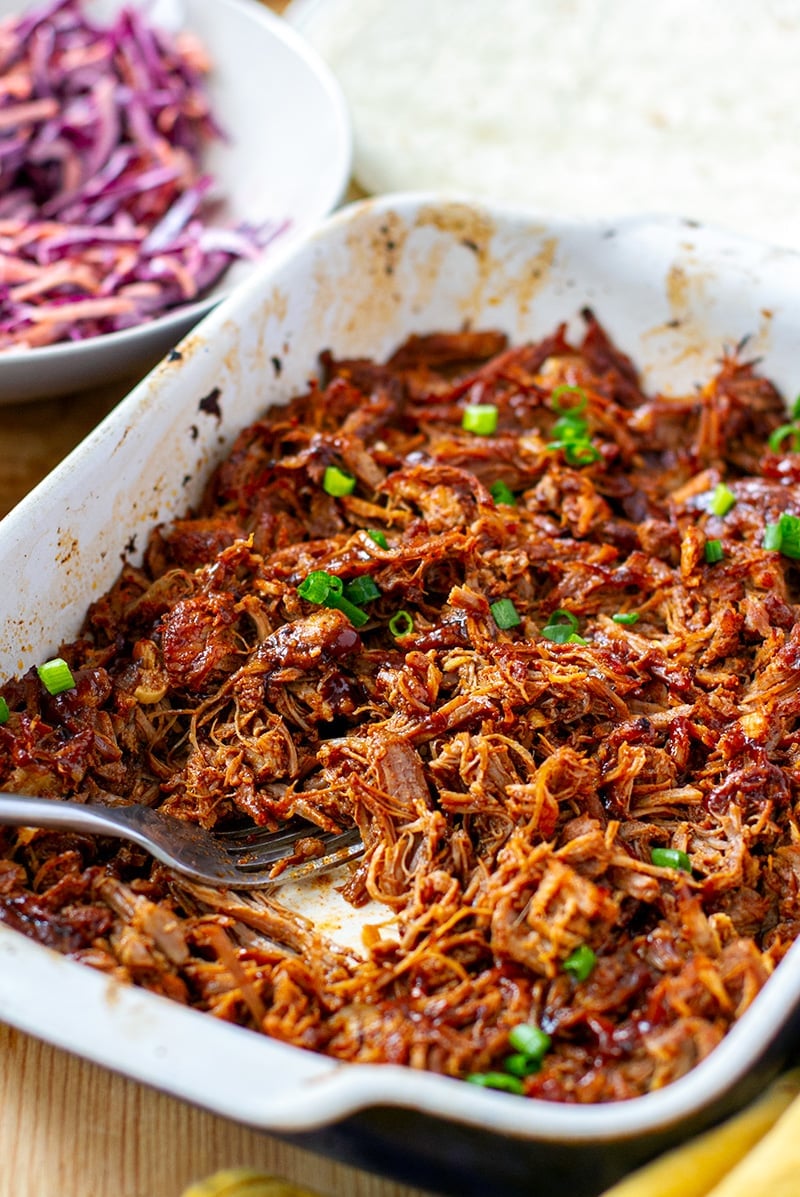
[0,378,439,1197]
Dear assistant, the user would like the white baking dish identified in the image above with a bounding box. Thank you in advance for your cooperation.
[2,195,800,1195]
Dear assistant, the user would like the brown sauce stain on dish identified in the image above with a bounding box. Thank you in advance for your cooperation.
[512,235,558,318]
[661,260,704,320]
[665,263,695,317]
[417,201,557,321]
[756,308,775,360]
[313,202,560,352]
[249,288,293,404]
[170,325,206,364]
[328,207,412,349]
[665,248,721,326]
[198,388,222,420]
[55,531,80,570]
[242,283,290,365]
[651,257,728,388]
[652,257,776,397]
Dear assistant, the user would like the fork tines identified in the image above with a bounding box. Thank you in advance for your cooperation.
[214,820,362,871]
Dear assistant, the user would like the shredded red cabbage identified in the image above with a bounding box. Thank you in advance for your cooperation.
[0,0,285,350]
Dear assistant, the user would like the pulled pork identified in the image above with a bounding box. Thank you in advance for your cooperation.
[2,310,799,1102]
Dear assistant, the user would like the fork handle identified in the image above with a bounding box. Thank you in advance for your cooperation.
[0,793,133,839]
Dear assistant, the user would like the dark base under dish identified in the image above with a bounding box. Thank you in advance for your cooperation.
[278,1041,791,1197]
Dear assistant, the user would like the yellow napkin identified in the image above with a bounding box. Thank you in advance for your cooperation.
[600,1069,800,1197]
[180,1169,322,1197]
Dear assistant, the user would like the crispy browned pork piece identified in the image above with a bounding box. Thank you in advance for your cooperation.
[2,309,799,1102]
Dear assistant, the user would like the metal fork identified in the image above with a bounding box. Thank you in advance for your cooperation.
[0,793,363,889]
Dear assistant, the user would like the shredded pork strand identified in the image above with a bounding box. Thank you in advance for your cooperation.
[2,311,800,1102]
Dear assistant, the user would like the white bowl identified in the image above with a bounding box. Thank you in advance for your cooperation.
[0,0,351,402]
[3,194,800,1195]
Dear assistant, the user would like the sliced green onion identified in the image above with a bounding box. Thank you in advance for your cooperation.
[763,512,800,558]
[544,608,578,632]
[792,395,800,420]
[547,435,600,467]
[466,1071,525,1095]
[389,610,414,638]
[704,538,724,564]
[297,570,368,628]
[768,423,800,454]
[508,1023,551,1060]
[343,576,381,606]
[490,598,521,629]
[462,404,499,436]
[322,465,356,497]
[297,570,336,603]
[550,384,588,415]
[612,612,640,625]
[709,482,736,517]
[490,480,516,506]
[547,386,599,466]
[367,529,388,549]
[541,624,571,644]
[651,847,692,873]
[552,414,589,441]
[564,440,601,466]
[504,1052,543,1078]
[563,945,597,982]
[763,522,783,552]
[781,512,800,540]
[0,696,9,724]
[335,598,369,627]
[37,657,75,695]
[541,610,582,643]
